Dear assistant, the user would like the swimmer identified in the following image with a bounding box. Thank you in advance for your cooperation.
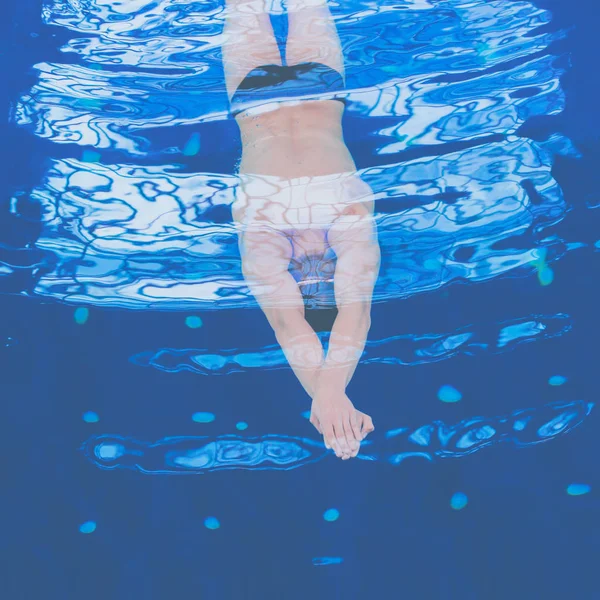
[222,0,380,459]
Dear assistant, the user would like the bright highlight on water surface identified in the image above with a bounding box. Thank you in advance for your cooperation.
[236,421,248,431]
[82,411,99,423]
[323,509,340,522]
[450,492,468,510]
[96,443,125,460]
[74,307,89,325]
[192,412,215,423]
[204,517,220,530]
[79,521,97,534]
[567,484,591,496]
[548,375,567,386]
[438,385,462,403]
[185,316,203,329]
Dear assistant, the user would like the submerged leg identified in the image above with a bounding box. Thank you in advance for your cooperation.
[221,0,284,101]
[284,0,345,79]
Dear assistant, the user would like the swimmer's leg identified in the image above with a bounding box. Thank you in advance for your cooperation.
[238,225,327,396]
[284,0,345,80]
[222,0,284,101]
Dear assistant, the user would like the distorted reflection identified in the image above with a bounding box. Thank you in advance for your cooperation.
[130,312,572,374]
[80,400,594,474]
[223,0,380,459]
[12,0,585,467]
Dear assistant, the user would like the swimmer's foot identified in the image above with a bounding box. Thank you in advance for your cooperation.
[326,409,374,459]
[310,392,374,460]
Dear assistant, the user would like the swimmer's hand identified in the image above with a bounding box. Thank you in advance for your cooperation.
[310,389,374,460]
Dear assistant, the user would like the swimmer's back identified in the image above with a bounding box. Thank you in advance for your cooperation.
[236,100,355,179]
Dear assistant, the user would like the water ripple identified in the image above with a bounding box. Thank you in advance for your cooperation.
[20,135,574,308]
[6,0,581,310]
[80,400,593,473]
[130,313,572,375]
[19,0,566,153]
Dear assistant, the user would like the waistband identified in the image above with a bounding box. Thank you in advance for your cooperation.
[237,170,358,187]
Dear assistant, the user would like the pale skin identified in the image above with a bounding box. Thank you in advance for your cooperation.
[222,0,380,459]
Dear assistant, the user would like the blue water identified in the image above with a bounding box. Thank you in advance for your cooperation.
[2,0,599,598]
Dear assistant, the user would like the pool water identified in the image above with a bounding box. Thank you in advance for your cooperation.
[2,0,599,598]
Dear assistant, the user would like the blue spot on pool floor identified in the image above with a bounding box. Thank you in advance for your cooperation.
[538,266,554,286]
[548,375,567,386]
[74,307,89,325]
[186,316,203,329]
[204,517,220,529]
[323,508,340,522]
[82,150,101,163]
[192,412,215,423]
[450,492,468,510]
[79,521,97,534]
[438,385,462,403]
[183,133,201,156]
[567,483,591,496]
[82,411,99,423]
[313,557,343,566]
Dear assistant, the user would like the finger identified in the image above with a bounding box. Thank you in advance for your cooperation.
[344,415,360,457]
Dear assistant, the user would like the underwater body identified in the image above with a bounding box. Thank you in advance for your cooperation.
[2,0,599,598]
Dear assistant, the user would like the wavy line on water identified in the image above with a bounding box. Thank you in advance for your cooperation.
[80,400,593,473]
[129,313,571,375]
[19,135,573,308]
[16,0,566,153]
[6,0,583,310]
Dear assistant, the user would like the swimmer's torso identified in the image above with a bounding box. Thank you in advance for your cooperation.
[232,99,375,296]
[235,100,352,179]
[233,101,374,257]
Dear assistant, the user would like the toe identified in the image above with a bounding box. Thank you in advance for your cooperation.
[335,436,349,457]
[335,422,352,456]
[347,414,361,455]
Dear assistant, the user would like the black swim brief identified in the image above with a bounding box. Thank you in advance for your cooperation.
[304,306,338,333]
[230,61,347,117]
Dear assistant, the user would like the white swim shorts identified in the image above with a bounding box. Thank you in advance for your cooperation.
[232,170,373,232]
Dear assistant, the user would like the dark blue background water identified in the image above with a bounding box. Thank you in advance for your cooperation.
[2,0,599,598]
